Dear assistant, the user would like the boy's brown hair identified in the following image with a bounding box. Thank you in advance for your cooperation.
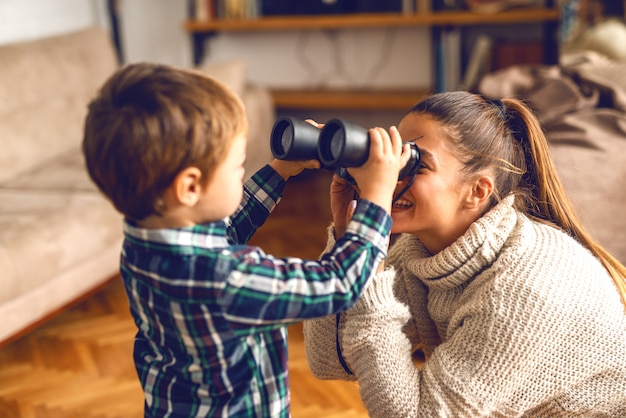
[82,62,248,221]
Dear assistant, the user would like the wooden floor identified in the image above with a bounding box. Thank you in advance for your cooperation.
[0,171,368,417]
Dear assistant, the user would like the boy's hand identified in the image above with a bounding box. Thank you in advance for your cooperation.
[269,158,320,181]
[347,126,411,215]
[269,118,322,180]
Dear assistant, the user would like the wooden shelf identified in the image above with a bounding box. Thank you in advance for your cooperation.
[184,8,559,32]
[270,88,431,110]
[184,6,560,109]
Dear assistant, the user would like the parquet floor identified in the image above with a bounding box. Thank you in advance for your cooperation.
[0,170,368,417]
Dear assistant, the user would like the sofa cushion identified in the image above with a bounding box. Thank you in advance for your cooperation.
[0,147,97,192]
[0,187,122,305]
[197,59,275,177]
[0,144,122,305]
[197,58,248,99]
[0,27,118,184]
[240,84,275,176]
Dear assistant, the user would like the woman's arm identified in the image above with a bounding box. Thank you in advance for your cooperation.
[303,313,357,381]
[340,271,420,418]
[303,225,357,380]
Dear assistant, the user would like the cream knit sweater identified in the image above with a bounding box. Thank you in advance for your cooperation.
[304,196,626,417]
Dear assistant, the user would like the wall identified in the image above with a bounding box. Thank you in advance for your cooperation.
[115,0,192,67]
[113,1,432,90]
[0,0,433,89]
[0,0,108,45]
[0,0,546,92]
[206,26,431,89]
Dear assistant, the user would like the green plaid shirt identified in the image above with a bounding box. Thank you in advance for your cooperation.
[120,165,391,417]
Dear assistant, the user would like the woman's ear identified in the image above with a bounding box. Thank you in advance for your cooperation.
[465,175,494,210]
[173,166,203,207]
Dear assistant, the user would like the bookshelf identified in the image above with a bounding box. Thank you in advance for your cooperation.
[183,5,560,109]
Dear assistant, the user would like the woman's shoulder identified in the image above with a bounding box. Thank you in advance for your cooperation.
[523,216,603,267]
[495,215,619,308]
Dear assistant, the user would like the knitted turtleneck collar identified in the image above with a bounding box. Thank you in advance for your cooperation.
[401,195,520,290]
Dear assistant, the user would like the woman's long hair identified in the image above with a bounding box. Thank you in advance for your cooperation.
[410,91,626,306]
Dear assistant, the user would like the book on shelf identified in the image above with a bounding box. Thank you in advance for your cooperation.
[433,26,461,92]
[220,0,259,20]
[462,34,492,90]
[443,27,461,91]
[403,0,415,14]
[415,0,432,13]
[190,0,216,20]
[191,0,260,20]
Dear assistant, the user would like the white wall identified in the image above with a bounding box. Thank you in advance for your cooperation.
[206,27,431,89]
[0,0,432,89]
[0,0,108,45]
[114,1,431,89]
[116,0,192,67]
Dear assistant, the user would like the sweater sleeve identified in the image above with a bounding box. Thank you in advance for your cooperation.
[340,269,419,418]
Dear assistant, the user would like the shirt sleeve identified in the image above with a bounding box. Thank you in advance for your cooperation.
[227,164,285,244]
[220,198,392,333]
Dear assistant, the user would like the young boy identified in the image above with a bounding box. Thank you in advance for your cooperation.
[82,62,409,417]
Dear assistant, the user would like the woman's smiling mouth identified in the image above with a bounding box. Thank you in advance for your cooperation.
[392,198,413,210]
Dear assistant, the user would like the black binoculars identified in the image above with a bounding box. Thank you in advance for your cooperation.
[270,116,421,185]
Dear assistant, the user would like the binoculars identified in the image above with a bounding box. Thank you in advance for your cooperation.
[270,116,421,184]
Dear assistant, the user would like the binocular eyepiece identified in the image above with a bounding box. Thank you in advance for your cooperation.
[270,116,421,184]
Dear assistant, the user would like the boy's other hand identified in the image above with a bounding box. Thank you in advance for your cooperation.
[270,158,320,181]
[269,118,322,180]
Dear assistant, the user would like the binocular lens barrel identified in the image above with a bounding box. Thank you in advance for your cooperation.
[270,116,421,183]
[317,119,370,168]
[270,117,319,160]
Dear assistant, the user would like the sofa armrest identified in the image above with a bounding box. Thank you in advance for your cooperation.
[242,83,276,178]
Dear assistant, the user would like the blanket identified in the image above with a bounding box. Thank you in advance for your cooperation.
[478,51,626,263]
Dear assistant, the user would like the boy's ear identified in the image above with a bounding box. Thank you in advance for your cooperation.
[464,175,494,210]
[173,167,204,207]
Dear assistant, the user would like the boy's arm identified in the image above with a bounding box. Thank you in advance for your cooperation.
[227,164,285,244]
[228,160,319,244]
[221,198,391,331]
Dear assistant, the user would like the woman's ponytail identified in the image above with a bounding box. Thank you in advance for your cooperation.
[506,99,626,306]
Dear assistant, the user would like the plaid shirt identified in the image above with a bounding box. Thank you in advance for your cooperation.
[120,165,391,417]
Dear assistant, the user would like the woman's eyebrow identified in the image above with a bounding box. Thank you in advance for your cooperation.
[420,149,435,165]
[414,147,436,167]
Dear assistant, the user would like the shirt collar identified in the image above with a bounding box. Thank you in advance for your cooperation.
[123,217,231,250]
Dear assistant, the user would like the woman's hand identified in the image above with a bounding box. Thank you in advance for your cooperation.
[330,174,357,239]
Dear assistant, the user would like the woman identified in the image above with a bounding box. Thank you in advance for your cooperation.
[304,91,626,417]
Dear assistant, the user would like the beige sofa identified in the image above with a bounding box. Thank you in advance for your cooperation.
[0,27,274,345]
